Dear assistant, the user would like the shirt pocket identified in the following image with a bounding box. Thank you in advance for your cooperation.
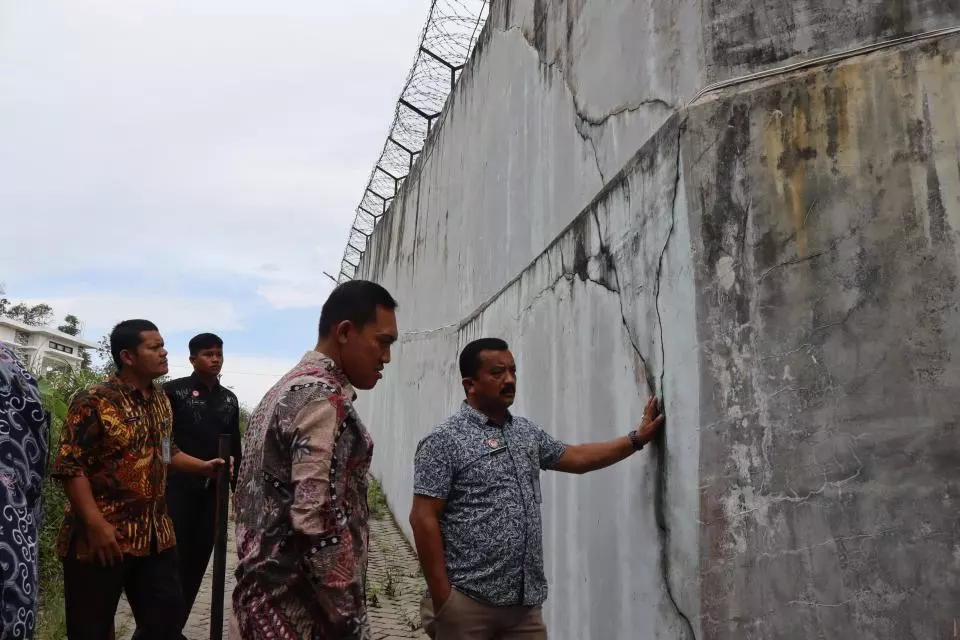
[455,440,510,487]
[104,413,139,452]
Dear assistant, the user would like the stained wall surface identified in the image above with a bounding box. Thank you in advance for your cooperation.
[691,36,960,640]
[353,0,960,637]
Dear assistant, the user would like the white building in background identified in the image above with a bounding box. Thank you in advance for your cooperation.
[0,316,98,374]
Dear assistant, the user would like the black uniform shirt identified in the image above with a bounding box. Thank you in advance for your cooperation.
[163,373,242,490]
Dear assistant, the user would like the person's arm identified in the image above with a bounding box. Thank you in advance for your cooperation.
[409,432,455,611]
[170,451,223,477]
[287,397,365,638]
[551,395,665,474]
[62,476,123,565]
[51,393,123,566]
[410,495,451,610]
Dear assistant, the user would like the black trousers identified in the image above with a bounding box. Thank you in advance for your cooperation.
[131,482,217,640]
[62,537,184,640]
[167,481,217,623]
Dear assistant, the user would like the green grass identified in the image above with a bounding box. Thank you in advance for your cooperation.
[367,476,389,520]
[367,582,382,608]
[37,417,67,640]
[35,580,66,640]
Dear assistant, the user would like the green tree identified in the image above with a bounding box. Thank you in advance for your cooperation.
[0,285,53,325]
[239,402,252,435]
[6,302,53,326]
[57,315,81,336]
[95,334,116,376]
[0,283,9,317]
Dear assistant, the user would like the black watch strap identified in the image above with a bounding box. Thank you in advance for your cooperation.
[628,429,644,451]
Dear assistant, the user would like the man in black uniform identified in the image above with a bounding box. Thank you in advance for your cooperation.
[161,333,242,633]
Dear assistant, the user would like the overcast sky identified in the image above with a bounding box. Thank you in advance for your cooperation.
[0,0,431,405]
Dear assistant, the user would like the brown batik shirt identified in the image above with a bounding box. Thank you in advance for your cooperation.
[51,377,178,559]
[232,351,374,640]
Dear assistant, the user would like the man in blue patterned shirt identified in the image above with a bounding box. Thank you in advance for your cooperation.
[410,337,665,639]
[0,344,49,640]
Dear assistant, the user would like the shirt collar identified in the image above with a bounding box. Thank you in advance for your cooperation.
[299,351,356,401]
[110,375,160,403]
[458,401,512,428]
[189,371,220,391]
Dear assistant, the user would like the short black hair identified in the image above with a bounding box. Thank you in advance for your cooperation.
[189,332,223,356]
[110,319,159,370]
[318,280,398,338]
[459,338,509,378]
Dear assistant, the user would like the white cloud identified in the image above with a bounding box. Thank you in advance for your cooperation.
[165,351,299,408]
[28,295,243,337]
[256,281,334,310]
[0,0,430,403]
[0,0,431,307]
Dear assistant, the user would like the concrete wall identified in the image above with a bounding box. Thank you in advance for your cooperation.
[692,36,960,640]
[355,0,960,637]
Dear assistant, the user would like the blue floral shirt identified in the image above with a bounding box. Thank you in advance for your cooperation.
[414,402,566,606]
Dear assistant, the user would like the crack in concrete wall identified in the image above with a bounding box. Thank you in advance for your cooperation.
[518,115,697,639]
[652,120,698,640]
[586,207,658,395]
[502,19,676,187]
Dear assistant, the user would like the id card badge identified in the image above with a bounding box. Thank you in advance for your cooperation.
[532,471,542,504]
[161,437,172,464]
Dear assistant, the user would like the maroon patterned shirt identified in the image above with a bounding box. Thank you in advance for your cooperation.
[232,351,374,639]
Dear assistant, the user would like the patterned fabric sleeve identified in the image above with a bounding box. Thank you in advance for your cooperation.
[285,397,363,634]
[50,391,101,479]
[287,398,339,535]
[0,346,48,508]
[413,431,454,499]
[0,349,47,640]
[533,424,567,470]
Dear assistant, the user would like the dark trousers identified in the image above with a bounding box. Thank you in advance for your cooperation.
[133,482,217,640]
[63,538,184,640]
[167,482,217,620]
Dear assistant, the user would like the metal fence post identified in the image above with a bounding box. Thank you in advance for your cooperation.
[210,434,231,640]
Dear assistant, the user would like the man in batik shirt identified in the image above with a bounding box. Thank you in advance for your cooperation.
[52,319,228,640]
[0,344,48,640]
[233,280,398,639]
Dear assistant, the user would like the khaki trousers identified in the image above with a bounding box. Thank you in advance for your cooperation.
[420,589,547,640]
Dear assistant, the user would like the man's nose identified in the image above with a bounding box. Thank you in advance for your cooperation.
[382,347,391,364]
[505,371,516,385]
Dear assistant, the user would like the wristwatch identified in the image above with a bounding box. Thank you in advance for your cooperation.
[628,429,644,451]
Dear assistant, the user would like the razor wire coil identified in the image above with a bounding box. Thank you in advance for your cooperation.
[336,0,489,283]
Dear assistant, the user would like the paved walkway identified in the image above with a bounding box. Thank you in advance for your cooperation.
[366,515,428,639]
[115,508,426,639]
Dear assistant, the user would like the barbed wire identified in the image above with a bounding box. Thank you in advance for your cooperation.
[335,0,489,283]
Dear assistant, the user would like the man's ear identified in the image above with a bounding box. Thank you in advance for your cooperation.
[462,378,473,395]
[120,349,136,368]
[334,320,353,345]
